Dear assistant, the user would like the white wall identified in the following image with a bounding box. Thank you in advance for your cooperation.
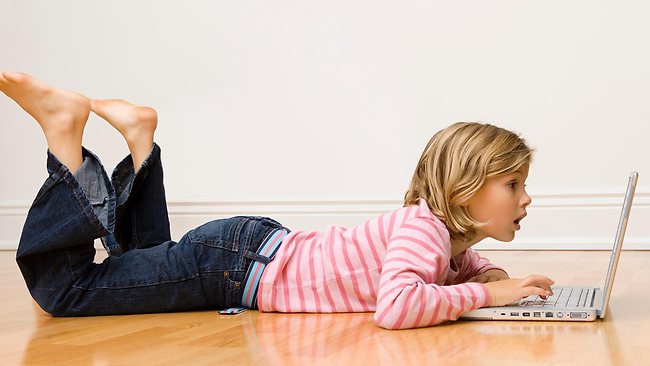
[1,0,648,250]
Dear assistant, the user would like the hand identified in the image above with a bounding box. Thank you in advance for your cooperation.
[483,275,555,307]
[467,269,509,283]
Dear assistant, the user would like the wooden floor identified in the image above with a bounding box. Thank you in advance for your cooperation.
[2,250,649,365]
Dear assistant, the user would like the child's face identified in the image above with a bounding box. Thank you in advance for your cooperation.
[464,163,532,242]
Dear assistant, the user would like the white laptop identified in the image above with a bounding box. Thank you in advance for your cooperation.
[460,171,638,322]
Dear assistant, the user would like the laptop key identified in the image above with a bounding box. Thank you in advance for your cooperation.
[567,289,585,308]
[581,289,593,307]
[567,289,584,308]
[520,300,548,307]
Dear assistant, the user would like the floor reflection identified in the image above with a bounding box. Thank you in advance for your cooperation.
[21,308,626,365]
[240,312,625,365]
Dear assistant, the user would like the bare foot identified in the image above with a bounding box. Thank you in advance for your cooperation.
[0,72,89,173]
[91,99,157,171]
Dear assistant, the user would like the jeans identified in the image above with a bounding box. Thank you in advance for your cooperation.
[15,143,291,316]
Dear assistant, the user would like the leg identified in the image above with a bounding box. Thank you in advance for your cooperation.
[91,99,157,172]
[3,72,289,315]
[16,146,116,315]
[0,72,89,174]
[108,142,172,254]
[89,100,170,253]
[21,205,289,315]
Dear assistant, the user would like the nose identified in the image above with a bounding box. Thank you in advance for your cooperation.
[522,191,532,208]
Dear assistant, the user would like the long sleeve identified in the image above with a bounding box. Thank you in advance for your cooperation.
[373,217,490,330]
[457,248,508,283]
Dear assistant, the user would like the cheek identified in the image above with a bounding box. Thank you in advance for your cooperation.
[467,188,514,223]
[470,205,499,224]
[500,202,517,219]
[467,204,488,222]
[485,201,514,224]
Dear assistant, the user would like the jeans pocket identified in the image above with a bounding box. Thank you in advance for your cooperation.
[187,218,241,252]
[236,215,285,230]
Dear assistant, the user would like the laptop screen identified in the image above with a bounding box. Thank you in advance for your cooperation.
[599,171,638,317]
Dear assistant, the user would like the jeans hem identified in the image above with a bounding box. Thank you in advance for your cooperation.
[112,142,160,208]
[46,147,115,236]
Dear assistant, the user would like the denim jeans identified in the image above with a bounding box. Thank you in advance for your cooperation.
[15,143,291,316]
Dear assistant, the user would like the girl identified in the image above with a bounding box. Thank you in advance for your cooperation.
[1,72,554,330]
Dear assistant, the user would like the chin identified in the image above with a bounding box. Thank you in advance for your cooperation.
[493,233,516,242]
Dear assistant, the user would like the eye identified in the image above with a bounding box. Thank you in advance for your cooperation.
[508,181,517,189]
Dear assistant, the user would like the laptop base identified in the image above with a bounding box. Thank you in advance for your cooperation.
[459,286,602,322]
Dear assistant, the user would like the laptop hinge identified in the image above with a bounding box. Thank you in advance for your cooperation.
[592,288,603,317]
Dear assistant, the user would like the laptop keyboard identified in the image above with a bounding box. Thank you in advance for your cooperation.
[518,288,594,308]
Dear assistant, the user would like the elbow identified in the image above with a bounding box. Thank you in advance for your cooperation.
[373,313,400,330]
[373,302,407,329]
[373,304,444,330]
[374,292,450,330]
[373,312,447,330]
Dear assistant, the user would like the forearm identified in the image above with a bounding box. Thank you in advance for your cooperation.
[374,282,490,329]
[466,268,510,284]
[482,268,510,280]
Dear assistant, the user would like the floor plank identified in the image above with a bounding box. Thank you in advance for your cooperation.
[1,250,649,365]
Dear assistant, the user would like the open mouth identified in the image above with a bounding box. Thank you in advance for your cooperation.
[514,213,526,225]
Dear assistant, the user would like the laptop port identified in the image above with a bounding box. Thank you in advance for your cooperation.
[523,312,530,317]
[570,312,588,319]
[533,312,541,318]
[510,312,519,316]
[546,312,554,318]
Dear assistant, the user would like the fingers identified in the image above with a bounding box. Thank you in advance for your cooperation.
[516,275,554,299]
[522,274,554,291]
[521,286,551,299]
[523,274,554,284]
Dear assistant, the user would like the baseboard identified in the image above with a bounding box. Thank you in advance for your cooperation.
[1,191,648,251]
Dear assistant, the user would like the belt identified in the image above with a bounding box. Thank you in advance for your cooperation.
[241,228,288,308]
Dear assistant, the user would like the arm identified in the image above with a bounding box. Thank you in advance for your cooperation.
[459,248,509,283]
[458,250,556,303]
[373,217,490,330]
[468,269,510,283]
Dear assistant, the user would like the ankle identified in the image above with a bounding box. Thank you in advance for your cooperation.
[126,135,154,170]
[47,144,84,174]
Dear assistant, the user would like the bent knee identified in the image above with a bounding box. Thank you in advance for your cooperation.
[29,286,77,316]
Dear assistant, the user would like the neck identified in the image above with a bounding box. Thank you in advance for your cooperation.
[449,234,486,257]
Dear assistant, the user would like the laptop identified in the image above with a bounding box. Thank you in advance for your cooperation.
[459,171,639,322]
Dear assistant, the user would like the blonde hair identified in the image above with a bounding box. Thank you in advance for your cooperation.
[404,122,533,242]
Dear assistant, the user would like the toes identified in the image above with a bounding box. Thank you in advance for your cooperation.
[3,72,29,83]
[0,74,8,90]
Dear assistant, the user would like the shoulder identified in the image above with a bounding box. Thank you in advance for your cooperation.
[401,198,448,235]
[391,200,451,252]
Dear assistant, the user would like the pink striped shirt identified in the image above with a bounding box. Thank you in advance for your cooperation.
[257,197,505,329]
